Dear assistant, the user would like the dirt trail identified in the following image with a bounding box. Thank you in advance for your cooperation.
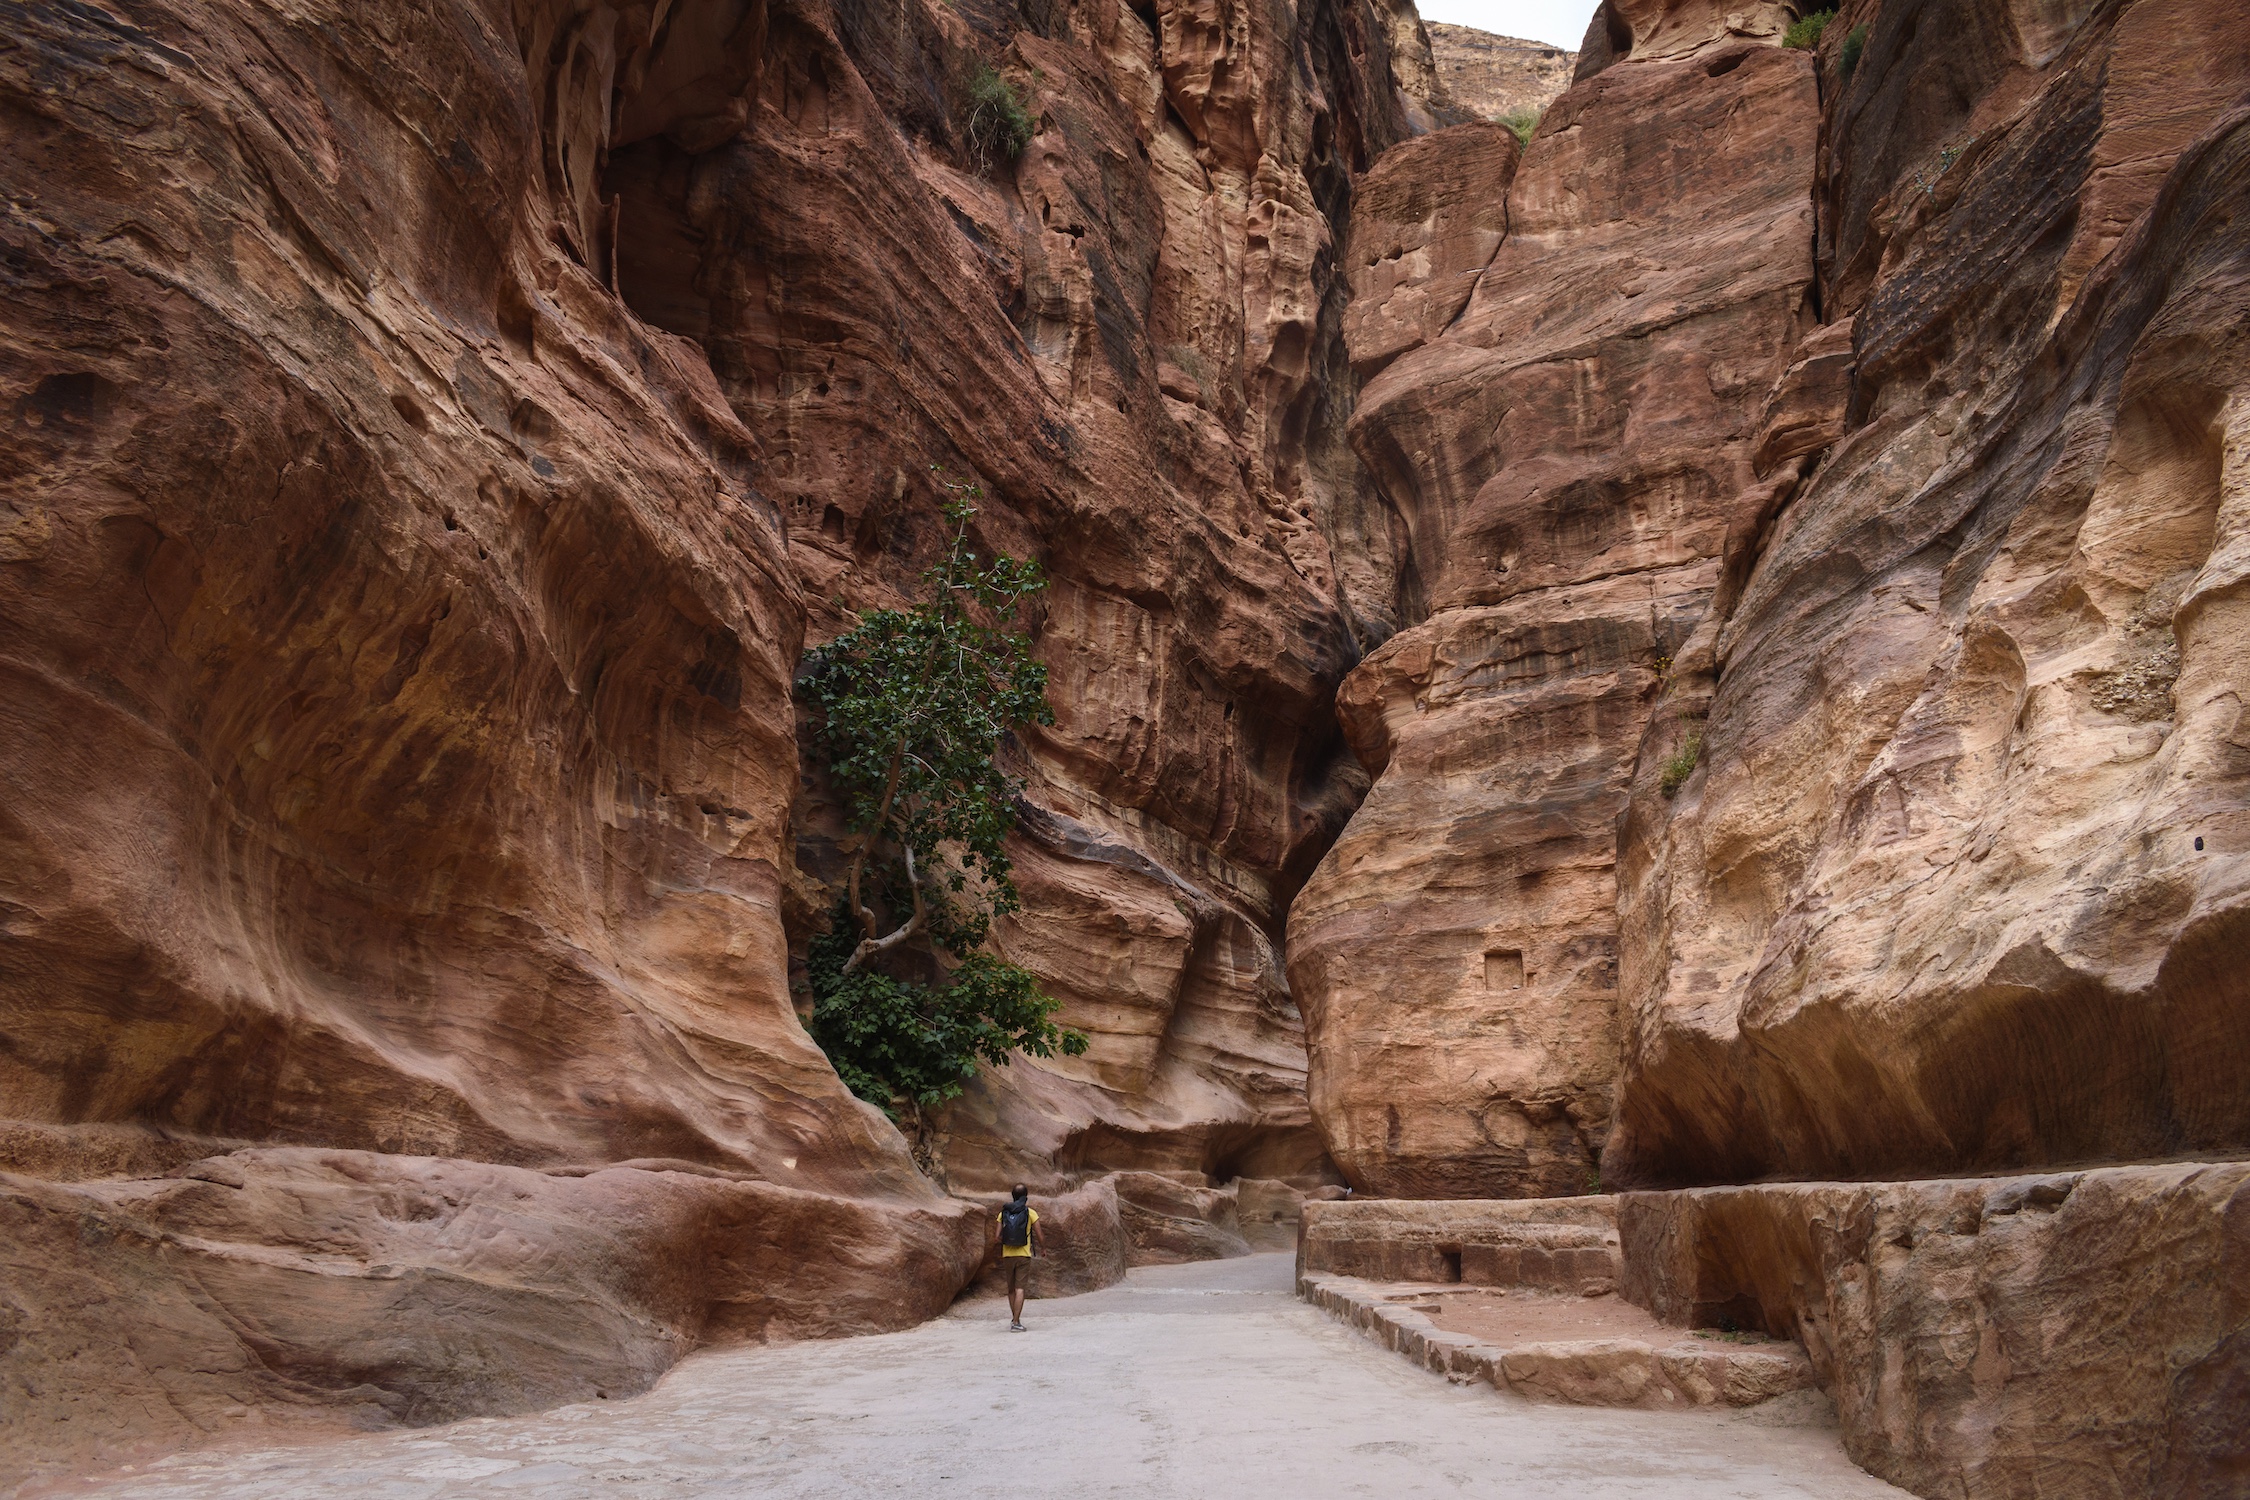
[57,1255,1906,1498]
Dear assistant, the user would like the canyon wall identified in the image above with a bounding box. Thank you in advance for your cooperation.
[1423,23,1575,123]
[0,0,991,1475]
[599,0,1429,1195]
[0,0,1435,1477]
[7,0,2249,1483]
[1294,0,2250,1200]
[1609,0,2250,1186]
[1295,5,1821,1197]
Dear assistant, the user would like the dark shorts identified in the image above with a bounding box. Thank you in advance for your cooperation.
[1000,1255,1032,1289]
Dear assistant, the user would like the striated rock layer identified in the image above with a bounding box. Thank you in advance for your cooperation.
[597,0,1435,1191]
[1608,0,2250,1187]
[1293,0,2250,1203]
[1293,29,1821,1197]
[0,0,1001,1476]
[1303,1164,2250,1497]
[1423,23,1574,124]
[1620,1164,2250,1498]
[0,0,1440,1475]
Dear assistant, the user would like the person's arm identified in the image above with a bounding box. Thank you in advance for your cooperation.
[1031,1213,1045,1257]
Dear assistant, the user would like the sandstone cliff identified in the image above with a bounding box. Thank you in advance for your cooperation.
[598,0,1425,1196]
[1296,5,1822,1197]
[1424,22,1575,122]
[1608,0,2250,1187]
[1295,0,2250,1198]
[0,0,1425,1477]
[7,0,2250,1484]
[0,0,999,1475]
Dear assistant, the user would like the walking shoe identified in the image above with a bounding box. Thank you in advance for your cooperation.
[1010,1321,1025,1331]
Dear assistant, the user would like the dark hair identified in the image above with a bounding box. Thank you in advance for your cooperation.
[1011,1184,1028,1201]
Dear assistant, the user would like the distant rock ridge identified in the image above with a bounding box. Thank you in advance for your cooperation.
[1424,21,1577,121]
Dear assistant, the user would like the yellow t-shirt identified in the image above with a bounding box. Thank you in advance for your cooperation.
[997,1206,1039,1257]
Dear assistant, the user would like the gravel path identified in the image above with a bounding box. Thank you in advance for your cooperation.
[61,1255,1907,1499]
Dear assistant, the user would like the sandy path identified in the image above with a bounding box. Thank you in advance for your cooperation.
[65,1255,1907,1499]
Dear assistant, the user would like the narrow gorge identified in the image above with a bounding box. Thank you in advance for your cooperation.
[2,0,2244,1494]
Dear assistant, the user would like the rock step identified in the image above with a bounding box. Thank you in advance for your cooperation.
[1300,1272,1820,1412]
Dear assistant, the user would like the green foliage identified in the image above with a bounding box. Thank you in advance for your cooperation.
[798,471,1084,1124]
[1501,107,1540,146]
[801,475,1053,951]
[1782,8,1834,49]
[807,926,1087,1117]
[1658,730,1704,798]
[963,65,1035,168]
[1839,22,1869,80]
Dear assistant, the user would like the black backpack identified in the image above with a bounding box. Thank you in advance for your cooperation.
[999,1200,1031,1248]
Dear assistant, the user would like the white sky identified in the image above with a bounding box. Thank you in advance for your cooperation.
[1416,0,1599,50]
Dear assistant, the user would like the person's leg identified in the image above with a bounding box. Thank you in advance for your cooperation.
[1007,1261,1027,1326]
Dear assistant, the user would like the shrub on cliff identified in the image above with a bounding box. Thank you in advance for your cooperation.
[1783,9,1834,49]
[1501,107,1540,146]
[799,473,1085,1162]
[963,66,1035,168]
[1840,23,1869,79]
[1658,730,1704,798]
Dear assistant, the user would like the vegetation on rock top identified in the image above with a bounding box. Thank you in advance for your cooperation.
[1782,9,1834,49]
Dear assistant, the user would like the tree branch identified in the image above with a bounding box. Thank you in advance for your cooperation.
[842,844,928,975]
[844,736,909,942]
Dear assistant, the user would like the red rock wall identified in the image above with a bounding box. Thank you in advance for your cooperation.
[1293,0,2250,1202]
[1293,26,1822,1197]
[1618,1164,2250,1497]
[592,0,1430,1190]
[0,0,1428,1475]
[1608,0,2250,1188]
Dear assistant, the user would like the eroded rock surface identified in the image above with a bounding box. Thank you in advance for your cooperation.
[1,0,1436,1473]
[1620,1164,2250,1497]
[1293,36,1821,1198]
[1608,0,2250,1188]
[0,0,1002,1476]
[1423,24,1575,123]
[1304,1164,2250,1495]
[1295,0,2250,1206]
[597,0,1429,1196]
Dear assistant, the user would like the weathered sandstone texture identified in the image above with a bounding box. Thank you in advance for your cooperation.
[3,1150,982,1462]
[598,0,1438,1194]
[1299,1272,1822,1413]
[1298,1194,1622,1293]
[1621,1164,2250,1499]
[1305,1164,2250,1496]
[1296,0,2250,1202]
[1422,24,1574,123]
[0,0,1440,1474]
[1293,32,1821,1197]
[1608,0,2250,1186]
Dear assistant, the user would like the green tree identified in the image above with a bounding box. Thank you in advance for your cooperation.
[798,472,1086,1161]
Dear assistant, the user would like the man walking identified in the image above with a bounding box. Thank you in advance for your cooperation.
[994,1184,1043,1331]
